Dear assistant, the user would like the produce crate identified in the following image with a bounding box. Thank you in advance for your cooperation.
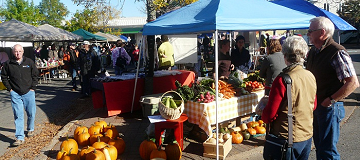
[203,136,232,159]
[139,93,163,118]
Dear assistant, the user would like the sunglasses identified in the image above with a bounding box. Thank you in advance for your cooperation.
[308,28,322,34]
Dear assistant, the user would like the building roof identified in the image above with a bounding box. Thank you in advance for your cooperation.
[108,17,147,28]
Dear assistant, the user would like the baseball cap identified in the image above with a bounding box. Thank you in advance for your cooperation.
[69,42,76,46]
[83,41,91,45]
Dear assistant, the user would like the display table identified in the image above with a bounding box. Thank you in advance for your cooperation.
[184,90,264,136]
[91,70,195,117]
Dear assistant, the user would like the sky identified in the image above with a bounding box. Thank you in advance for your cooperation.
[32,0,147,19]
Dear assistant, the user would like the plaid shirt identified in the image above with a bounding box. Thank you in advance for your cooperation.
[331,50,356,81]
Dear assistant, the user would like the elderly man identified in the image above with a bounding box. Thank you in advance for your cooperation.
[306,17,359,160]
[1,44,38,146]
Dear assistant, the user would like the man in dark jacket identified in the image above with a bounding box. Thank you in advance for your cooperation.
[68,43,80,91]
[1,44,38,146]
[78,41,100,96]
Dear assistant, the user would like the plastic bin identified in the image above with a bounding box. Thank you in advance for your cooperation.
[139,93,163,118]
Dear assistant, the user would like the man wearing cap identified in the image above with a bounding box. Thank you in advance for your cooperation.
[231,35,251,72]
[157,35,174,70]
[1,44,38,146]
[78,41,100,96]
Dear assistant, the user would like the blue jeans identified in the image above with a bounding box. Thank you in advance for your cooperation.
[10,90,36,141]
[70,66,79,89]
[291,138,312,160]
[313,102,345,160]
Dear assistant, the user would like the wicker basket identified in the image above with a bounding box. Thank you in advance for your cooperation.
[158,91,184,120]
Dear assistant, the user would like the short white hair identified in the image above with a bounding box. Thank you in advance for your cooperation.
[282,35,308,64]
[12,44,24,52]
[310,16,335,38]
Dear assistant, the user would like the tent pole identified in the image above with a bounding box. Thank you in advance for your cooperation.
[131,35,145,113]
[338,30,341,44]
[214,30,219,160]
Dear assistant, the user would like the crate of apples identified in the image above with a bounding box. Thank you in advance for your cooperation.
[244,81,264,92]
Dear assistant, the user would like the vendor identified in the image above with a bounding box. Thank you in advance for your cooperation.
[212,39,234,80]
[231,35,251,72]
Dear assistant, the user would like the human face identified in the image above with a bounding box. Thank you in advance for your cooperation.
[236,39,245,49]
[223,42,230,52]
[13,45,24,61]
[307,21,324,48]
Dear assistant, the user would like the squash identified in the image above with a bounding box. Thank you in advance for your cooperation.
[100,133,110,143]
[85,149,105,160]
[242,131,251,140]
[231,131,243,144]
[77,129,90,146]
[89,132,103,145]
[240,123,248,131]
[103,123,119,139]
[104,144,118,160]
[102,148,111,160]
[150,146,167,160]
[94,118,107,134]
[254,126,266,134]
[247,128,257,135]
[108,136,126,155]
[88,124,102,136]
[139,139,157,160]
[62,148,80,160]
[56,148,67,160]
[165,141,182,160]
[60,136,79,154]
[79,146,95,160]
[74,126,88,142]
[92,137,107,150]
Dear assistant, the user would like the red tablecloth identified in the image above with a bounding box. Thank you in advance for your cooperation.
[92,70,195,117]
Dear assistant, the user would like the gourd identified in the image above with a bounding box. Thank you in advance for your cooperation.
[92,136,107,150]
[231,131,243,144]
[247,128,257,135]
[79,146,95,160]
[103,123,118,139]
[85,149,105,160]
[102,148,111,160]
[89,132,103,145]
[165,141,182,160]
[61,148,80,160]
[74,126,88,142]
[254,126,266,134]
[242,131,251,140]
[56,148,67,160]
[94,118,107,134]
[88,124,102,136]
[60,136,79,154]
[104,144,118,160]
[139,138,157,160]
[77,129,90,146]
[108,136,126,155]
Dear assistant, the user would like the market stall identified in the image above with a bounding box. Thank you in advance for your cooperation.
[91,70,195,117]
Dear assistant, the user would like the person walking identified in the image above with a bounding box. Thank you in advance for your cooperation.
[68,43,80,91]
[306,16,359,160]
[112,40,131,75]
[262,36,317,160]
[1,44,38,146]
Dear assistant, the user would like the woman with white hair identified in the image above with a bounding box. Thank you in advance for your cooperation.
[262,36,317,160]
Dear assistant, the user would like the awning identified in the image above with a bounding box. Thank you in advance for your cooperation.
[120,28,143,34]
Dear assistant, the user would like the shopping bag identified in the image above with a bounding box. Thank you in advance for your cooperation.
[263,134,292,160]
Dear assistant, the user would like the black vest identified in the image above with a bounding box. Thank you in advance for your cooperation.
[306,38,345,103]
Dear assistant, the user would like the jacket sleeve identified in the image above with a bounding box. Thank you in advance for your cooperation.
[30,61,39,90]
[1,63,12,91]
[261,76,286,123]
[121,48,131,65]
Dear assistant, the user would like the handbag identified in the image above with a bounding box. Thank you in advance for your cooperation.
[263,74,293,160]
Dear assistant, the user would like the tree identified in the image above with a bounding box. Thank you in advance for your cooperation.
[0,0,44,25]
[153,0,198,17]
[63,9,97,32]
[337,0,360,28]
[38,0,69,27]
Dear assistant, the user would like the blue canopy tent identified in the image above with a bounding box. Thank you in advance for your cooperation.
[72,29,107,41]
[142,0,315,35]
[271,0,356,31]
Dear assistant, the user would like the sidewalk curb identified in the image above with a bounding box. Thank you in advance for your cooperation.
[35,108,97,160]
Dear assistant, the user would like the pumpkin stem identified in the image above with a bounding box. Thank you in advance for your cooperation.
[97,136,101,142]
[68,148,73,156]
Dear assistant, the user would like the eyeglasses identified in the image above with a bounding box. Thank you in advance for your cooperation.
[308,28,322,34]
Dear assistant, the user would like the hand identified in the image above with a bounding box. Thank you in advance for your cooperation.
[230,64,235,71]
[321,97,332,107]
[30,89,34,91]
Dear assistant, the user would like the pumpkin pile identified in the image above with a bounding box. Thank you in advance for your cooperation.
[139,138,182,160]
[56,118,125,160]
[224,120,266,144]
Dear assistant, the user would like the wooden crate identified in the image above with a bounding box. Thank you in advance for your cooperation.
[203,136,232,159]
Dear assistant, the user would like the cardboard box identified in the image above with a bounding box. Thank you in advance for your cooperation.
[203,136,232,159]
[139,93,163,118]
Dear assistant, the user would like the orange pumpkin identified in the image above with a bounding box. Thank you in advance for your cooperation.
[92,137,107,150]
[100,133,111,143]
[150,146,167,160]
[104,144,118,160]
[247,128,257,135]
[108,136,126,155]
[258,120,265,127]
[77,129,90,146]
[254,126,266,134]
[88,124,102,136]
[103,124,119,139]
[62,148,80,160]
[94,118,107,134]
[139,139,157,160]
[56,148,67,160]
[60,136,78,154]
[74,126,88,142]
[89,132,103,145]
[85,149,105,160]
[231,131,243,144]
[165,142,182,160]
[79,146,95,160]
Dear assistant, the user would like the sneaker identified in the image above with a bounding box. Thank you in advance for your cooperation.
[71,88,76,92]
[27,131,34,137]
[11,139,24,146]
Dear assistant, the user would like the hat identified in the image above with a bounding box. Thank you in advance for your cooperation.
[235,35,245,42]
[69,42,76,46]
[83,41,90,45]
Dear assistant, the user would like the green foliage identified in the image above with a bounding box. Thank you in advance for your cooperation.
[38,0,69,27]
[153,0,198,17]
[0,0,44,25]
[175,80,194,102]
[337,0,360,27]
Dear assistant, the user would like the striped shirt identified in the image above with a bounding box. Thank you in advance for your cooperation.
[331,50,357,81]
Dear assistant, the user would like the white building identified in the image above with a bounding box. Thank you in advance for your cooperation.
[107,17,147,45]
